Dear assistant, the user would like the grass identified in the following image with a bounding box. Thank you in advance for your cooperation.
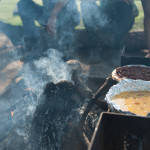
[0,0,144,31]
[132,0,144,31]
[0,0,22,26]
[0,0,42,26]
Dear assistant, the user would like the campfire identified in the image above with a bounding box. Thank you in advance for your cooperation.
[1,0,150,149]
[0,51,107,150]
[27,60,103,150]
[1,46,150,150]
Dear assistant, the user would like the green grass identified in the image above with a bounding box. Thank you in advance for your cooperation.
[132,0,144,31]
[0,0,42,26]
[0,0,21,25]
[0,0,144,31]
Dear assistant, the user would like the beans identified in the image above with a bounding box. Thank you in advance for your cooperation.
[116,66,150,81]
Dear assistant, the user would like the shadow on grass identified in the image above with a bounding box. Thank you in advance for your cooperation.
[0,20,23,46]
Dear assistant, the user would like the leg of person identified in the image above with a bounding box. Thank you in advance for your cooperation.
[110,1,134,49]
[112,1,134,66]
[81,0,103,48]
[141,0,150,57]
[41,0,57,26]
[81,0,101,28]
[57,0,81,35]
[17,0,43,49]
[56,0,81,58]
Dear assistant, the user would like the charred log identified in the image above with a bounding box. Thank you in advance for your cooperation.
[29,81,90,150]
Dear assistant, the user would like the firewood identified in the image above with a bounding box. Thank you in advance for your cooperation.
[30,81,90,150]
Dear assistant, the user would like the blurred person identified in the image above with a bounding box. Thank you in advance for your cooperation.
[141,0,150,57]
[17,0,80,59]
[80,0,136,63]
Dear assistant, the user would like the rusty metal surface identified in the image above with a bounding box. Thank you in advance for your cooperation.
[89,112,150,150]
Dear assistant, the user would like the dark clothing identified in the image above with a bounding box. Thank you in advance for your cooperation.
[18,0,42,38]
[17,0,80,39]
[81,0,134,49]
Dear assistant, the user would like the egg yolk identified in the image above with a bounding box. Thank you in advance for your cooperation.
[112,91,150,116]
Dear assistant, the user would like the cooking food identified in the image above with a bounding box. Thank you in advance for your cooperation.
[112,65,150,81]
[111,91,150,116]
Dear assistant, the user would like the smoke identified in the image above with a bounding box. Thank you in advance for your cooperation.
[22,49,72,95]
[0,0,80,148]
[0,48,72,149]
[81,1,109,29]
[0,0,135,149]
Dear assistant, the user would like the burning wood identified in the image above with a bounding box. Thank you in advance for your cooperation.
[24,88,35,93]
[11,111,14,117]
[67,59,94,99]
[29,81,90,150]
[0,58,112,150]
[28,59,113,150]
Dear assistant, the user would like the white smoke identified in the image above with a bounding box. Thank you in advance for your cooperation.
[0,48,72,149]
[22,49,72,96]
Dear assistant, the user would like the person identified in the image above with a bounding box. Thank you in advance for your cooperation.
[81,0,135,51]
[125,0,150,58]
[17,0,80,59]
[141,0,150,57]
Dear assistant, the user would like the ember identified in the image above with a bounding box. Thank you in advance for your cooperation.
[24,88,35,93]
[11,111,14,117]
